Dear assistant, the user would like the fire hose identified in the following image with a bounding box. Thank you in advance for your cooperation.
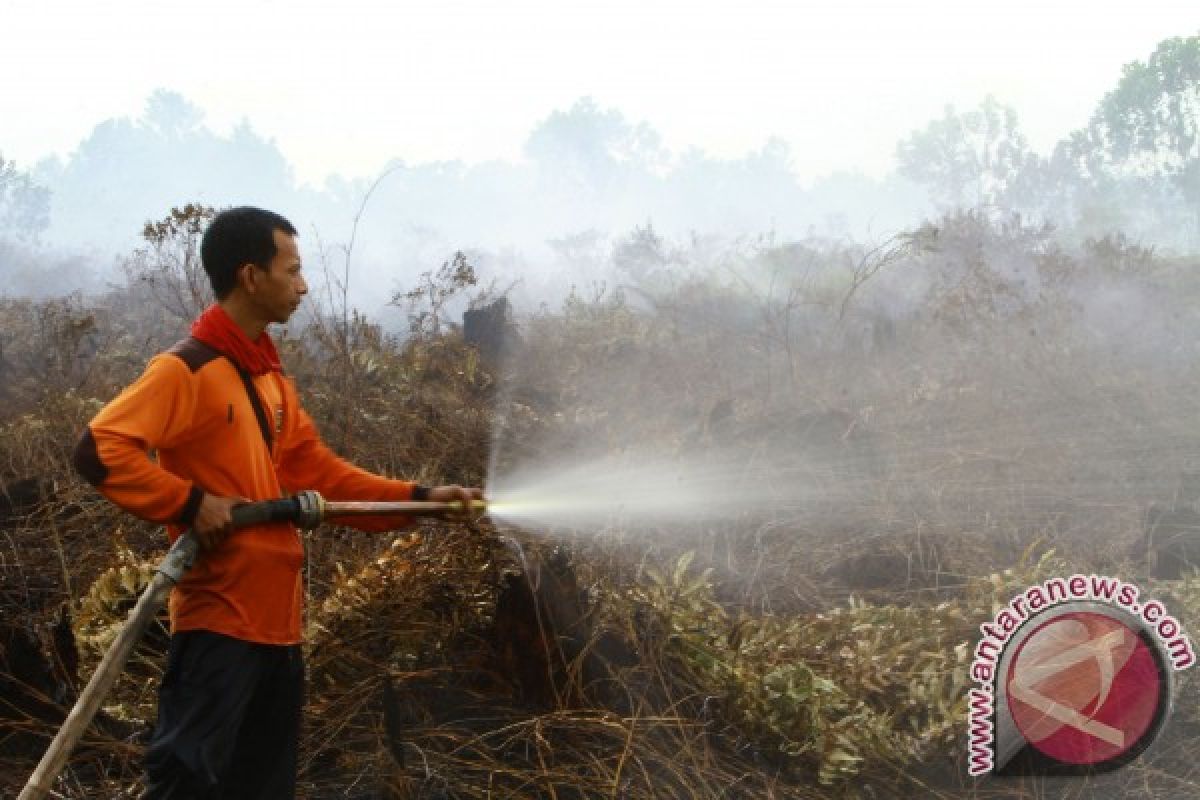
[19,490,485,800]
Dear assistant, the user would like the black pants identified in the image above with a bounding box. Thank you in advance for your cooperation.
[141,630,304,799]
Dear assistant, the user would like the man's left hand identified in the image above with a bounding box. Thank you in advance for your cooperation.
[427,484,485,524]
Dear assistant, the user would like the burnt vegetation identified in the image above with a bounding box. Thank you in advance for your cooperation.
[4,33,1200,800]
[0,201,1198,798]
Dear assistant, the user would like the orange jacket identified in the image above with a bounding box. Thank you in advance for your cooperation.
[73,337,418,645]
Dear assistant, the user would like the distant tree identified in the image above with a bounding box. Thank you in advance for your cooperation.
[43,90,293,249]
[612,222,677,286]
[896,97,1042,211]
[525,97,668,191]
[1064,35,1200,239]
[142,89,205,140]
[0,154,51,241]
[1088,36,1200,175]
[547,228,607,275]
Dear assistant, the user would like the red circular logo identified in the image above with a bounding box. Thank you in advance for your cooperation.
[1005,611,1164,766]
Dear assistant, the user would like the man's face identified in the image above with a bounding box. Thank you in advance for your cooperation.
[248,230,307,324]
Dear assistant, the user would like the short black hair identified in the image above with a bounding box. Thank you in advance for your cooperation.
[200,207,298,299]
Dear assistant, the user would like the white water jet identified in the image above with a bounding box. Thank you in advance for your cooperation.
[485,448,821,532]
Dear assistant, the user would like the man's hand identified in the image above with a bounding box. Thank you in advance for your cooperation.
[192,493,247,550]
[427,484,484,524]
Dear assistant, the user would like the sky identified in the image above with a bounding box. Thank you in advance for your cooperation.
[3,1,1197,185]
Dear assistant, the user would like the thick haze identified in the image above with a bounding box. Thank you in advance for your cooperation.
[1,2,1198,312]
[3,9,1200,795]
[4,1,1196,182]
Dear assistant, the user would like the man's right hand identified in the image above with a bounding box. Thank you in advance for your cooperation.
[192,493,246,550]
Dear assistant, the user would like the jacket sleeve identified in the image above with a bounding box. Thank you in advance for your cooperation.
[275,405,417,532]
[72,354,204,525]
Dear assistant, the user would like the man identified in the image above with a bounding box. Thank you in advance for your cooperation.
[71,207,483,798]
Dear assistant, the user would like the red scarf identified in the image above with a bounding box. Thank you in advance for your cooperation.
[190,304,282,375]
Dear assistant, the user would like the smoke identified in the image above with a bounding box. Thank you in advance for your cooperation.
[470,199,1200,603]
[2,92,936,308]
[6,87,1200,570]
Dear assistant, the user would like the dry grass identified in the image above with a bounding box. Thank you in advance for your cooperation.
[2,209,1200,797]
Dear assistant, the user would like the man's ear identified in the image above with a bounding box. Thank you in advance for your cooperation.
[236,262,259,294]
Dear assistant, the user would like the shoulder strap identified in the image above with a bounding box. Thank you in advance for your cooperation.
[173,337,275,451]
[233,366,274,451]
